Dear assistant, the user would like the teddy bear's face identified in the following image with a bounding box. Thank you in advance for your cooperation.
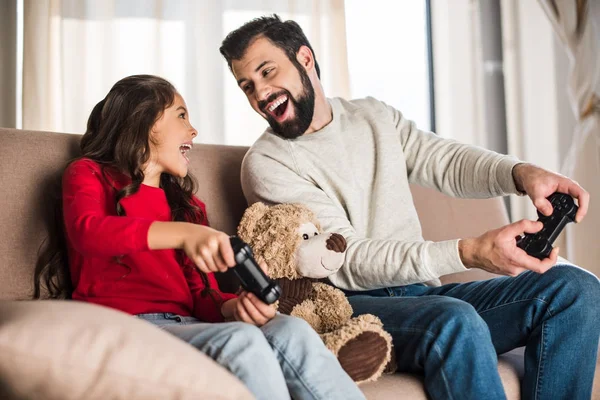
[295,222,344,279]
[238,202,346,280]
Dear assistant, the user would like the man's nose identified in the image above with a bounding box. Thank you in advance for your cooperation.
[255,83,272,103]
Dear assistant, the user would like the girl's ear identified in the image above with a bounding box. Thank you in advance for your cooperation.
[296,45,315,72]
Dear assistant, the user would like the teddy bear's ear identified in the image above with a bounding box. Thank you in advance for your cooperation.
[238,202,270,242]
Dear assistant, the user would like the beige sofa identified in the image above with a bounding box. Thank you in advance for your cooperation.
[0,127,598,399]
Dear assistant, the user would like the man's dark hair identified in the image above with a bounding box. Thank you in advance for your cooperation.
[220,14,320,78]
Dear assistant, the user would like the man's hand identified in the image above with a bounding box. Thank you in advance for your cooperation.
[459,219,559,276]
[512,163,588,222]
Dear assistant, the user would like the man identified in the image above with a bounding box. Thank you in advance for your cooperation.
[220,15,600,399]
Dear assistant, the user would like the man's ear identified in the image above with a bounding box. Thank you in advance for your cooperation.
[296,45,315,72]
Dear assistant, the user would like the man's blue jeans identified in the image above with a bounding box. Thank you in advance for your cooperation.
[137,313,365,400]
[344,264,600,400]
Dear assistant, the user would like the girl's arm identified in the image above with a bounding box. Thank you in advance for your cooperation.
[63,160,235,270]
[180,196,238,322]
[63,160,156,257]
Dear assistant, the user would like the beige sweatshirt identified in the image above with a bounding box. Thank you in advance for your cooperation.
[241,97,521,290]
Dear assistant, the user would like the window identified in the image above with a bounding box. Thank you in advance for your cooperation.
[344,0,433,131]
[14,0,434,143]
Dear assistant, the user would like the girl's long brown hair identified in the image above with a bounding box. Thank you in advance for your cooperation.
[33,74,212,300]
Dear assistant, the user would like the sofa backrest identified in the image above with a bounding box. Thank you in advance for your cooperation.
[0,128,509,300]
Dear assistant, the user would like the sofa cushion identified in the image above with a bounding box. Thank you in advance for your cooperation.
[0,128,250,299]
[0,300,254,400]
[0,129,81,300]
[0,128,512,299]
[360,349,523,399]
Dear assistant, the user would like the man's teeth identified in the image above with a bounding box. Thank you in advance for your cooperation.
[268,96,288,112]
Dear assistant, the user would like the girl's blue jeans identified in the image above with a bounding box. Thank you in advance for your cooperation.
[344,264,600,400]
[137,313,365,400]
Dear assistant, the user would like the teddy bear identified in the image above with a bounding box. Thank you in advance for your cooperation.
[237,202,395,384]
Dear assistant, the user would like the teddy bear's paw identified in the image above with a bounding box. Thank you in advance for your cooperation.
[351,315,398,375]
[353,313,384,328]
[290,300,323,333]
[382,347,398,374]
[337,331,391,384]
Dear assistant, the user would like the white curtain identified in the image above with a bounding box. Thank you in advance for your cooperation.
[22,0,350,145]
[431,0,508,153]
[0,0,17,129]
[538,0,600,276]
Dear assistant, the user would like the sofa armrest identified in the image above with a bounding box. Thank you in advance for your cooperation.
[410,184,510,285]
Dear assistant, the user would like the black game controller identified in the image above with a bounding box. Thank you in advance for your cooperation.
[229,236,281,304]
[516,192,578,260]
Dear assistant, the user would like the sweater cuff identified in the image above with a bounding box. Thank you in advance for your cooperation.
[137,219,155,252]
[494,156,523,195]
[195,292,238,323]
[425,239,468,278]
[213,292,238,322]
[220,292,238,304]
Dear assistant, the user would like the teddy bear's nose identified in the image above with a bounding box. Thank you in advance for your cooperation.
[326,233,347,253]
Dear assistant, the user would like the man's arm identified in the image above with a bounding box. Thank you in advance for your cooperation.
[387,103,522,198]
[387,102,587,271]
[241,152,468,290]
[382,101,588,218]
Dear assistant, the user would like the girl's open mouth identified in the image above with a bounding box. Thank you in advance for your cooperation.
[179,143,192,164]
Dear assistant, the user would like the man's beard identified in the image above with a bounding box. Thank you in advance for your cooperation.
[261,65,315,140]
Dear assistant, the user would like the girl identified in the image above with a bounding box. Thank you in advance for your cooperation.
[33,75,365,400]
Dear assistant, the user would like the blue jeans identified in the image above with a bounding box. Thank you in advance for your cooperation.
[137,313,365,400]
[344,264,600,400]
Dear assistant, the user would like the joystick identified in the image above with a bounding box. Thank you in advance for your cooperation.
[516,192,578,260]
[229,236,281,304]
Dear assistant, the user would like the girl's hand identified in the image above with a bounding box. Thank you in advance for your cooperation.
[222,259,275,326]
[181,224,236,273]
[230,292,276,326]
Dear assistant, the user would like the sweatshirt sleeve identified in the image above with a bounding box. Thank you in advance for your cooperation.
[242,150,468,290]
[382,102,522,198]
[62,160,154,258]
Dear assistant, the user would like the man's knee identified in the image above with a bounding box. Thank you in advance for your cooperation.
[544,264,600,318]
[430,299,489,338]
